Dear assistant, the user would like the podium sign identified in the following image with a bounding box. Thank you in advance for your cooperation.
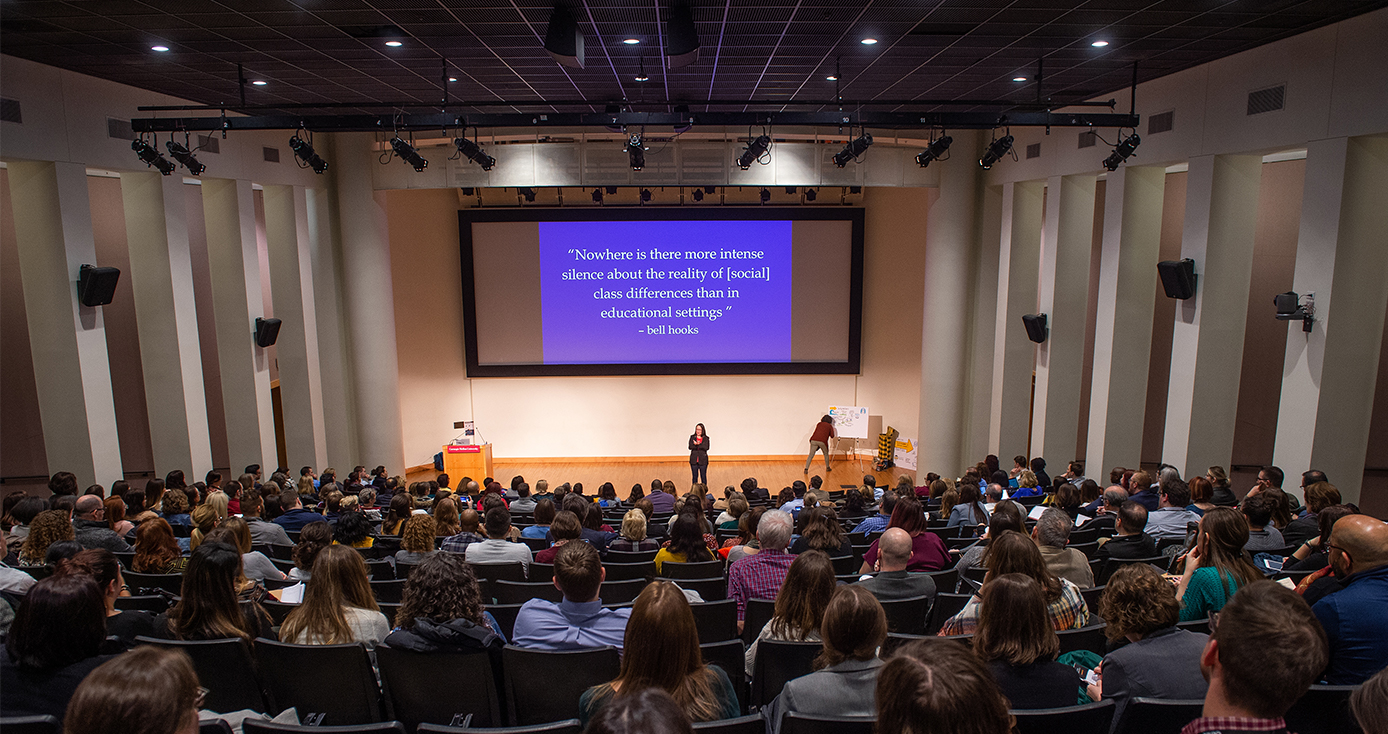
[442,443,494,481]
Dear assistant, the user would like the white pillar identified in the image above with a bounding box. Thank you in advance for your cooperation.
[7,160,123,486]
[1273,136,1388,504]
[120,171,213,477]
[1086,166,1167,477]
[264,185,328,471]
[306,181,357,471]
[989,180,1044,458]
[963,183,1003,462]
[335,133,406,471]
[1163,154,1262,479]
[202,178,278,472]
[1031,174,1097,464]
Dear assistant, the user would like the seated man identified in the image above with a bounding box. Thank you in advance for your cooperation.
[1127,470,1160,512]
[1145,480,1201,541]
[1313,514,1388,684]
[240,489,292,547]
[1033,507,1093,588]
[1241,493,1286,553]
[510,482,537,514]
[441,509,486,554]
[1096,502,1158,561]
[71,495,132,553]
[853,492,896,535]
[1182,581,1327,734]
[855,527,937,601]
[728,509,795,633]
[1087,488,1127,533]
[463,507,532,573]
[512,541,630,650]
[273,490,321,533]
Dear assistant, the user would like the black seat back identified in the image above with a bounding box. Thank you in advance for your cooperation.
[690,599,739,643]
[1284,684,1362,734]
[606,549,658,563]
[781,714,876,734]
[483,604,523,641]
[470,562,528,583]
[662,560,725,579]
[691,714,763,733]
[254,639,382,725]
[377,646,502,729]
[925,592,972,634]
[741,598,776,644]
[1012,700,1116,734]
[602,561,656,581]
[1097,556,1169,585]
[136,636,271,714]
[700,640,747,715]
[750,639,821,708]
[418,722,579,734]
[674,577,727,601]
[123,571,184,594]
[599,578,649,604]
[1113,698,1204,734]
[114,594,173,613]
[242,722,405,734]
[877,595,932,635]
[0,715,61,734]
[1056,623,1110,656]
[493,580,562,605]
[369,579,407,603]
[529,562,555,582]
[501,645,621,726]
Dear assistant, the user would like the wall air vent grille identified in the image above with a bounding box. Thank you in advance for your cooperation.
[1078,131,1096,149]
[107,117,135,140]
[1025,143,1041,159]
[1148,110,1174,135]
[1247,84,1286,115]
[0,98,21,124]
[263,146,280,163]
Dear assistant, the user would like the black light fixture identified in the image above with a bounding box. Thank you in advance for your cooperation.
[979,134,1014,169]
[390,137,428,172]
[518,187,537,203]
[634,57,649,83]
[289,135,328,174]
[916,134,953,167]
[591,188,603,203]
[804,188,817,202]
[454,136,496,171]
[833,132,873,167]
[1022,313,1048,344]
[784,186,797,195]
[1274,292,1314,332]
[738,134,771,170]
[1102,132,1141,171]
[639,188,652,203]
[165,139,205,175]
[626,132,646,171]
[759,188,771,203]
[132,138,176,175]
[606,186,619,195]
[77,265,120,307]
[691,188,704,202]
[665,3,701,68]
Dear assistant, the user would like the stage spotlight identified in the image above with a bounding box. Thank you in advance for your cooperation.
[626,133,646,171]
[606,186,618,195]
[639,188,652,203]
[759,187,771,203]
[289,135,328,174]
[979,134,1014,169]
[518,187,537,202]
[915,134,953,167]
[390,137,428,172]
[592,188,603,203]
[704,186,716,194]
[737,134,771,170]
[692,188,704,202]
[833,132,873,167]
[454,137,496,171]
[132,139,176,175]
[165,140,205,176]
[785,186,797,195]
[1102,132,1141,171]
[805,188,817,201]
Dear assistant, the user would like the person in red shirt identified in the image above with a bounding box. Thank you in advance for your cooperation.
[805,415,836,474]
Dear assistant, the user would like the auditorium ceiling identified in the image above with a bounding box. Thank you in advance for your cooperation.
[2,0,1385,115]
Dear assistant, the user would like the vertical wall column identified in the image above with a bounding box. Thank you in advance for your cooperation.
[962,183,1004,463]
[202,178,277,473]
[1273,137,1388,504]
[918,130,981,476]
[334,133,406,471]
[305,179,357,471]
[1163,155,1262,478]
[121,171,213,477]
[1031,174,1097,464]
[989,180,1044,458]
[1086,166,1167,477]
[264,185,328,471]
[7,161,123,486]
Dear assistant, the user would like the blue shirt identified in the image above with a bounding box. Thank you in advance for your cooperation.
[1313,564,1388,684]
[1010,485,1041,498]
[512,598,631,651]
[853,515,890,534]
[273,508,322,533]
[521,525,549,539]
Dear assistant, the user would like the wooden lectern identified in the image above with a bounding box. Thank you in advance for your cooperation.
[442,443,493,481]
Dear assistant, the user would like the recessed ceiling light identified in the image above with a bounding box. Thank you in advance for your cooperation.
[624,38,640,45]
[448,77,457,82]
[252,80,268,86]
[1013,76,1027,82]
[1091,40,1110,47]
[151,45,170,52]
[860,38,878,45]
[635,72,649,82]
[826,75,838,81]
[385,40,403,47]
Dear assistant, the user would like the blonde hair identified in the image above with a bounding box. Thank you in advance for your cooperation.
[340,495,360,512]
[1018,471,1038,489]
[204,491,229,522]
[621,509,648,541]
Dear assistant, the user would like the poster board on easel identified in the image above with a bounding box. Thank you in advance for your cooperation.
[828,405,869,439]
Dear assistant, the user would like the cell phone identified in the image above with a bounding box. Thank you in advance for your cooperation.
[1073,664,1099,686]
[1265,557,1285,572]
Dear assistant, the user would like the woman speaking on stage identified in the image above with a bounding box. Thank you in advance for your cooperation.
[689,423,710,485]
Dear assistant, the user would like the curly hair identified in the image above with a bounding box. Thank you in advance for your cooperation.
[334,510,373,546]
[293,521,333,572]
[395,552,485,631]
[1099,562,1181,641]
[132,518,182,573]
[401,514,438,554]
[19,510,76,564]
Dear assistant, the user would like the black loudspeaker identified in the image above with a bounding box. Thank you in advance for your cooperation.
[1157,258,1197,299]
[77,264,120,307]
[543,7,584,69]
[1022,313,1048,344]
[254,317,282,348]
[665,4,701,68]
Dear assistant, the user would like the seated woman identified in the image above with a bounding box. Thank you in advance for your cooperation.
[972,573,1080,709]
[586,688,693,734]
[521,499,556,540]
[946,484,990,531]
[876,640,1015,734]
[762,585,887,734]
[954,501,1026,581]
[609,509,660,553]
[188,503,217,552]
[724,506,767,563]
[159,488,192,527]
[380,494,414,537]
[132,518,187,574]
[1012,470,1042,498]
[201,527,272,604]
[62,645,201,734]
[859,497,950,574]
[715,493,748,530]
[152,541,275,642]
[289,520,333,581]
[0,572,111,720]
[580,581,740,727]
[596,482,622,509]
[432,497,461,538]
[1176,506,1263,622]
[789,507,852,557]
[333,510,376,549]
[839,488,871,521]
[655,513,714,573]
[396,514,438,565]
[745,550,835,676]
[61,549,157,649]
[15,509,75,567]
[218,516,287,583]
[383,552,507,650]
[939,530,1090,636]
[280,545,389,649]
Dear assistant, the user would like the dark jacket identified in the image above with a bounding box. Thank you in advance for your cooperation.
[1097,533,1158,561]
[986,659,1078,709]
[1101,626,1209,728]
[688,434,710,466]
[0,650,113,721]
[273,508,323,533]
[73,518,132,553]
[1313,563,1388,684]
[855,570,937,602]
[1282,513,1319,547]
[1129,489,1161,512]
[383,616,504,653]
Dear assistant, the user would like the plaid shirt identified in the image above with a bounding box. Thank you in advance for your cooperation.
[440,531,486,555]
[728,548,795,621]
[938,577,1090,636]
[1179,716,1288,734]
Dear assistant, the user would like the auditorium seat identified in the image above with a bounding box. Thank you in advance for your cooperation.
[114,594,172,613]
[0,715,61,734]
[395,560,419,579]
[881,632,929,657]
[1071,541,1101,560]
[1080,585,1106,612]
[1070,526,1101,545]
[750,639,821,709]
[1175,618,1210,635]
[112,550,135,569]
[691,714,763,733]
[780,713,876,734]
[377,646,503,729]
[1011,700,1116,734]
[601,560,656,580]
[370,578,406,603]
[1057,623,1110,656]
[483,604,523,641]
[243,722,405,734]
[877,594,932,635]
[270,558,297,575]
[605,549,658,563]
[662,560,726,579]
[520,537,548,553]
[925,593,973,635]
[136,636,271,714]
[675,576,727,601]
[364,558,394,580]
[470,563,528,583]
[501,645,620,725]
[741,598,776,644]
[690,599,739,643]
[378,602,401,627]
[263,599,298,625]
[418,721,580,734]
[598,578,649,604]
[700,639,748,714]
[1112,698,1203,734]
[492,580,562,605]
[920,567,959,593]
[1284,684,1363,734]
[255,639,382,725]
[123,570,185,595]
[961,566,988,584]
[200,720,234,734]
[1096,556,1170,585]
[528,562,554,582]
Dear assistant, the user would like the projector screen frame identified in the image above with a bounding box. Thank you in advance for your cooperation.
[459,206,865,377]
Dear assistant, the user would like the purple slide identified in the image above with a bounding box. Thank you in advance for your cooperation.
[539,220,793,364]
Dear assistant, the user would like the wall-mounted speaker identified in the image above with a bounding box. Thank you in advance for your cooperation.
[665,4,701,68]
[77,264,120,307]
[1022,313,1048,344]
[254,317,282,348]
[543,7,584,69]
[1157,258,1197,299]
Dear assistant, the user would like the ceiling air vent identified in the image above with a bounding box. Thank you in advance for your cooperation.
[1247,84,1286,115]
[0,98,21,124]
[263,146,280,163]
[1078,131,1096,149]
[1148,110,1174,135]
[1025,143,1041,159]
[107,117,135,140]
[197,135,220,154]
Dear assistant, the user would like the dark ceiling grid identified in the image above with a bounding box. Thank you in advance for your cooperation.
[778,0,880,112]
[739,0,802,112]
[579,0,629,103]
[704,0,731,109]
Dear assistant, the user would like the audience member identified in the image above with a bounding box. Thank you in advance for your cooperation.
[240,489,292,547]
[1241,492,1286,552]
[1284,480,1341,546]
[273,490,320,533]
[188,503,217,552]
[762,585,887,734]
[441,509,486,554]
[395,513,438,565]
[62,645,200,734]
[859,496,949,574]
[1033,507,1094,588]
[647,481,677,514]
[973,573,1079,708]
[790,506,851,556]
[16,509,74,567]
[159,487,191,527]
[381,494,415,536]
[61,549,157,648]
[1312,514,1388,684]
[1351,665,1388,734]
[219,516,287,582]
[384,552,506,651]
[946,483,990,530]
[280,545,388,648]
[585,688,693,734]
[940,530,1089,635]
[1087,488,1128,533]
[745,550,834,676]
[433,497,461,537]
[513,541,630,650]
[954,501,1025,579]
[1012,470,1042,498]
[71,495,132,553]
[1205,466,1237,507]
[103,495,134,539]
[522,499,556,540]
[1176,507,1262,622]
[857,527,938,601]
[534,510,583,564]
[0,572,110,720]
[333,510,376,549]
[290,520,332,581]
[1182,581,1327,734]
[728,509,795,630]
[1186,475,1217,515]
[1146,479,1200,541]
[1097,501,1159,561]
[579,580,739,727]
[852,491,896,534]
[656,513,715,572]
[132,518,187,574]
[876,638,1015,734]
[611,509,660,552]
[1128,470,1158,512]
[1087,563,1210,727]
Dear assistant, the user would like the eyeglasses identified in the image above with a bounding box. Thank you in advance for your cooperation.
[1326,542,1347,555]
[195,686,208,709]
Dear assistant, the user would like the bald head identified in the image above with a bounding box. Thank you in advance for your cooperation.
[1330,515,1388,574]
[879,527,913,571]
[74,494,103,518]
